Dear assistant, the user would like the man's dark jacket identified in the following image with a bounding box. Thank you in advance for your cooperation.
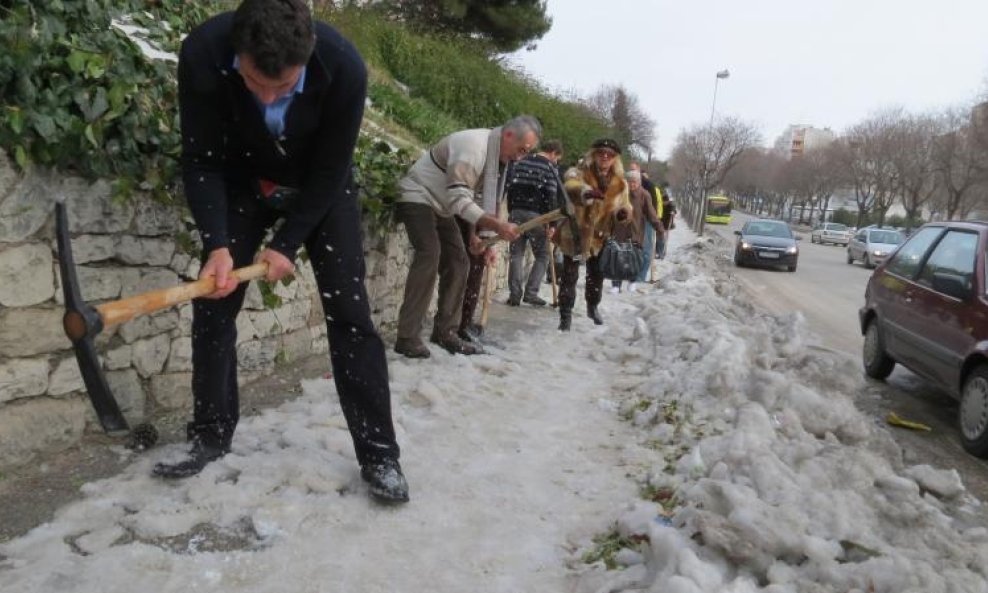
[179,12,366,259]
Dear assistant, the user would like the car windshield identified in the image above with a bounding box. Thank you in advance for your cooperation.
[869,230,902,245]
[745,222,790,238]
[826,224,847,231]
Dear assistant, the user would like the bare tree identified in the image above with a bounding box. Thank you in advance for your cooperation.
[838,110,904,227]
[930,106,988,220]
[586,84,656,159]
[669,116,761,229]
[721,148,787,217]
[891,113,939,228]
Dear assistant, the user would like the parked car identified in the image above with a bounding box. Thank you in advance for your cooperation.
[733,219,799,272]
[859,221,988,456]
[847,227,904,268]
[810,222,851,246]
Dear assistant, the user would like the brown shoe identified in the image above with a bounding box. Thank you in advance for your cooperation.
[430,330,483,355]
[394,338,431,359]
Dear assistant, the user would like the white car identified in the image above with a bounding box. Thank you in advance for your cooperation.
[846,227,904,268]
[810,222,851,246]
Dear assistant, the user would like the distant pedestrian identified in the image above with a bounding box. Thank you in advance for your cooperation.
[659,186,676,259]
[609,169,662,293]
[505,140,565,307]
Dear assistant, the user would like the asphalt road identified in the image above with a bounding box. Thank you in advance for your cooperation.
[707,211,988,499]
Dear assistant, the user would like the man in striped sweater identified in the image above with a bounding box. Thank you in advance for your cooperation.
[504,140,566,307]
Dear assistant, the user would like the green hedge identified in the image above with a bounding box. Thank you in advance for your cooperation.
[328,6,612,157]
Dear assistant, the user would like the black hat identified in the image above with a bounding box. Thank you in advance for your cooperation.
[591,138,621,154]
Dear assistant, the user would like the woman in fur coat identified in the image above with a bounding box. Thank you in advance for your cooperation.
[552,138,632,331]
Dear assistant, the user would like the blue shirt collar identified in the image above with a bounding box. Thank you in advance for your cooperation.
[232,55,307,98]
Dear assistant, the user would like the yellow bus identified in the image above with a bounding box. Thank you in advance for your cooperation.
[705,195,732,224]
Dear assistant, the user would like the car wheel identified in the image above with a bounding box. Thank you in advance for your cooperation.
[846,250,854,264]
[787,263,797,272]
[811,235,818,244]
[862,319,894,380]
[734,250,744,267]
[865,254,875,269]
[960,365,988,457]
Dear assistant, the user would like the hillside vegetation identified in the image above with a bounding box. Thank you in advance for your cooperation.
[0,2,611,231]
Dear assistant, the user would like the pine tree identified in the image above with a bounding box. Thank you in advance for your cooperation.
[378,0,552,53]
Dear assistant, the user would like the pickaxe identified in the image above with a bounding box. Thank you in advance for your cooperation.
[55,203,268,448]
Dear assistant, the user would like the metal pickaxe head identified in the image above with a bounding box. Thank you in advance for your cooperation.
[55,202,128,435]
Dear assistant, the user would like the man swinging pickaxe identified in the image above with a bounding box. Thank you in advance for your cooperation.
[55,203,267,449]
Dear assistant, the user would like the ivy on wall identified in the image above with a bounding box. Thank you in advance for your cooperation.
[0,0,411,232]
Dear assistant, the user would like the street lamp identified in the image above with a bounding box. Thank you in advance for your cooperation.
[698,69,730,237]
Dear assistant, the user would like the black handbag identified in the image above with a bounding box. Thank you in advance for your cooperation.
[596,238,643,281]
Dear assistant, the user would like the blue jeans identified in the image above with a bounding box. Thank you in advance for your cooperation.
[636,225,655,283]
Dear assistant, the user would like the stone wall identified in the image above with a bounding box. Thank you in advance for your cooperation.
[0,151,420,468]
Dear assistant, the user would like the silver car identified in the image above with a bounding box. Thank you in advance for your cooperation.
[811,222,851,246]
[847,227,904,268]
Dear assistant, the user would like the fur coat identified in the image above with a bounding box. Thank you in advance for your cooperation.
[554,154,632,258]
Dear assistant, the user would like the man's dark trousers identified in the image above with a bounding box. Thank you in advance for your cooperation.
[190,192,399,466]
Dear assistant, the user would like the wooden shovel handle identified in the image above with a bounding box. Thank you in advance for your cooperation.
[481,208,566,249]
[96,263,269,329]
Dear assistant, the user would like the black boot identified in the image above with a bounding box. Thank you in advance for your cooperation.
[558,310,572,331]
[152,441,227,479]
[587,305,604,325]
[361,458,410,503]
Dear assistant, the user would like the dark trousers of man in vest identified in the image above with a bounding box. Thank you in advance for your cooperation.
[457,218,488,335]
[189,193,399,467]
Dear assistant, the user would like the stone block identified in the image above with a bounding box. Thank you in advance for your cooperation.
[118,310,180,343]
[115,236,176,266]
[72,265,124,302]
[47,356,85,396]
[235,314,259,345]
[0,243,54,306]
[281,328,313,362]
[61,177,134,234]
[0,170,55,243]
[104,369,146,423]
[71,234,117,264]
[0,397,88,468]
[150,372,192,411]
[243,280,264,310]
[0,308,70,357]
[132,198,182,235]
[166,336,192,372]
[121,268,180,298]
[247,309,280,338]
[131,334,171,378]
[170,252,192,277]
[104,344,133,370]
[236,338,277,372]
[0,148,17,200]
[0,357,49,403]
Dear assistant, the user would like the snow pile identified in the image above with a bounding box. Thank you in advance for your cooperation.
[1,228,987,593]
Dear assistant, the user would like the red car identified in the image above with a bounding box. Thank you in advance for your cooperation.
[859,221,988,456]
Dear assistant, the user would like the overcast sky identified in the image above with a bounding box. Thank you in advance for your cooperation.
[509,0,988,159]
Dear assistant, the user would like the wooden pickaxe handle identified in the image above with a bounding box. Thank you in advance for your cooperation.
[96,263,270,329]
[481,208,567,249]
